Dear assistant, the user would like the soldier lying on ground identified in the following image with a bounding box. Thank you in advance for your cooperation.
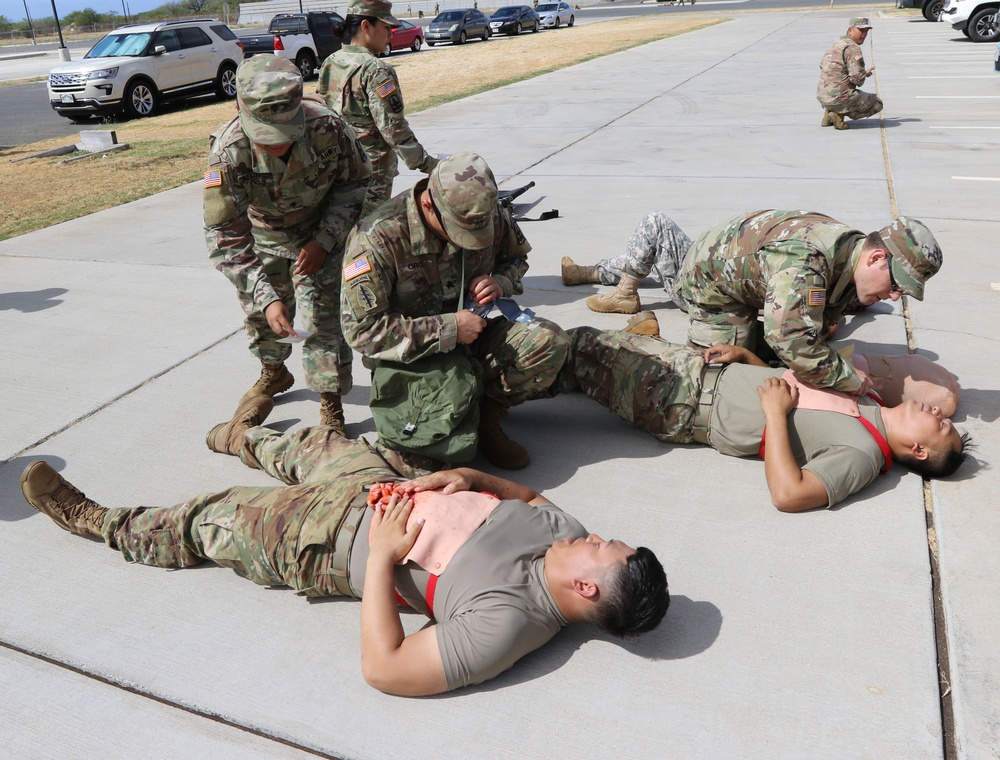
[557,325,969,511]
[564,209,942,399]
[19,398,668,696]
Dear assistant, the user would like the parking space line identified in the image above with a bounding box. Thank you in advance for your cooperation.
[908,75,1000,79]
[929,125,1000,129]
[916,95,1000,98]
[952,176,1000,182]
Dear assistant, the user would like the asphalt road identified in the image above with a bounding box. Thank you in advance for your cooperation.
[0,1,935,150]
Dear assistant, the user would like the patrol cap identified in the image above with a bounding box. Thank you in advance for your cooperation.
[236,56,305,146]
[428,152,498,251]
[849,17,872,29]
[348,0,402,27]
[878,216,942,301]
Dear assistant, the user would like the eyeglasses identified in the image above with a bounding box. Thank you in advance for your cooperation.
[887,257,904,295]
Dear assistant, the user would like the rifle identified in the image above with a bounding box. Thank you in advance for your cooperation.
[497,181,558,221]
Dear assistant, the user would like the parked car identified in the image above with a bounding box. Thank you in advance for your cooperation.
[897,0,947,21]
[995,39,1000,68]
[239,12,349,78]
[426,8,491,46]
[942,0,1000,41]
[382,19,424,55]
[535,1,575,29]
[47,18,243,121]
[489,6,540,35]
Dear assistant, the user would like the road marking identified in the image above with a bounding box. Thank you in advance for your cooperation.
[908,75,1000,78]
[953,176,1000,182]
[916,95,1000,98]
[929,125,1000,129]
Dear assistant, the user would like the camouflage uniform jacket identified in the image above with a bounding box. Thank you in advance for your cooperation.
[317,45,436,173]
[679,209,867,392]
[341,183,531,364]
[204,99,372,311]
[817,36,867,106]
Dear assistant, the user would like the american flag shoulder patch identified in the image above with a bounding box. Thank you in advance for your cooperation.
[375,78,397,99]
[204,170,222,188]
[807,288,826,307]
[344,256,372,281]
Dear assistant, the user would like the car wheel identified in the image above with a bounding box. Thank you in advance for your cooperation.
[968,8,1000,41]
[412,36,422,51]
[922,0,945,21]
[482,26,490,40]
[295,51,317,79]
[458,30,467,44]
[123,79,156,118]
[382,42,392,57]
[568,15,575,27]
[532,21,539,32]
[513,22,521,35]
[214,62,238,100]
[554,16,560,28]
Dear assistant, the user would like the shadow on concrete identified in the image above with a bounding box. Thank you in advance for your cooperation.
[0,454,68,522]
[0,288,67,313]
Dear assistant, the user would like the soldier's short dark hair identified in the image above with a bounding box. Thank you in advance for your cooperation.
[862,230,886,253]
[588,547,669,637]
[898,430,972,479]
[345,14,380,38]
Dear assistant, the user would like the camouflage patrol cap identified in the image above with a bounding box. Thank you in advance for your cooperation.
[878,217,942,301]
[348,0,402,27]
[428,152,498,251]
[236,56,305,146]
[849,17,872,29]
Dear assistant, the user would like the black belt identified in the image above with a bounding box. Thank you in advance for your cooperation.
[691,364,725,444]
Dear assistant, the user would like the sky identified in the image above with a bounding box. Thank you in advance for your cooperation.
[1,0,174,23]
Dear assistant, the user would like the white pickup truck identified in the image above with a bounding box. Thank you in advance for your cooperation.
[239,12,349,78]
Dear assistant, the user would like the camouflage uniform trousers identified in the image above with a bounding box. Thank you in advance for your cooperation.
[826,89,883,120]
[101,427,400,596]
[557,327,705,442]
[360,141,397,219]
[596,212,693,308]
[239,249,354,394]
[472,315,572,406]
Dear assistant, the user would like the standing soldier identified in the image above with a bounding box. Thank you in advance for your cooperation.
[205,56,371,434]
[675,210,943,395]
[318,0,438,217]
[817,17,882,130]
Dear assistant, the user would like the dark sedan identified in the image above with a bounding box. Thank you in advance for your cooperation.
[489,6,540,35]
[426,8,491,45]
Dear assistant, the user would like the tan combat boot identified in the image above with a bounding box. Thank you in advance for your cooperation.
[830,112,849,131]
[320,392,347,437]
[821,110,833,127]
[20,461,107,537]
[206,396,274,468]
[238,361,294,406]
[586,273,642,314]
[477,399,529,470]
[625,310,660,337]
[561,256,600,286]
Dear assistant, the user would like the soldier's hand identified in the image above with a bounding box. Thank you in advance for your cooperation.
[265,301,296,338]
[468,275,502,305]
[455,310,486,344]
[756,377,798,417]
[704,344,750,365]
[401,469,472,495]
[293,241,327,276]
[849,367,873,398]
[369,492,423,564]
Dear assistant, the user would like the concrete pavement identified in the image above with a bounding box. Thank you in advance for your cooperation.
[1,9,998,758]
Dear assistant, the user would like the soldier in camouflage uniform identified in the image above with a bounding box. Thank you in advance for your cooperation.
[557,326,968,510]
[205,56,371,434]
[817,18,882,130]
[317,0,437,218]
[341,152,571,470]
[560,211,693,317]
[18,398,669,695]
[675,210,943,395]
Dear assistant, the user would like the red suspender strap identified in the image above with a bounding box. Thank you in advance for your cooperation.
[394,590,409,608]
[425,574,439,620]
[758,417,892,475]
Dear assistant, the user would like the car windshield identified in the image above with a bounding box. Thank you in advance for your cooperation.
[85,32,152,58]
[492,8,518,17]
[535,3,558,11]
[435,10,465,21]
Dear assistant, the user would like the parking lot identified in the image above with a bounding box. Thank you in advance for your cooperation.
[1,8,998,759]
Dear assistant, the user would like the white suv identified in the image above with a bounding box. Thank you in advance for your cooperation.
[941,0,1000,42]
[47,19,243,121]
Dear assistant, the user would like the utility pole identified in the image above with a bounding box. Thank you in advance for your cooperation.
[49,0,71,61]
[21,0,36,46]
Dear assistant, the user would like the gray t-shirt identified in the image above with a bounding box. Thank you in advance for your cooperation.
[709,364,887,507]
[350,498,583,691]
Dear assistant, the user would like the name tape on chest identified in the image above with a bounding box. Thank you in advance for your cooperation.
[344,255,372,281]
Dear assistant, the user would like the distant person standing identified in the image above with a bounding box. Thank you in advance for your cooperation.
[318,0,438,217]
[817,17,882,130]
